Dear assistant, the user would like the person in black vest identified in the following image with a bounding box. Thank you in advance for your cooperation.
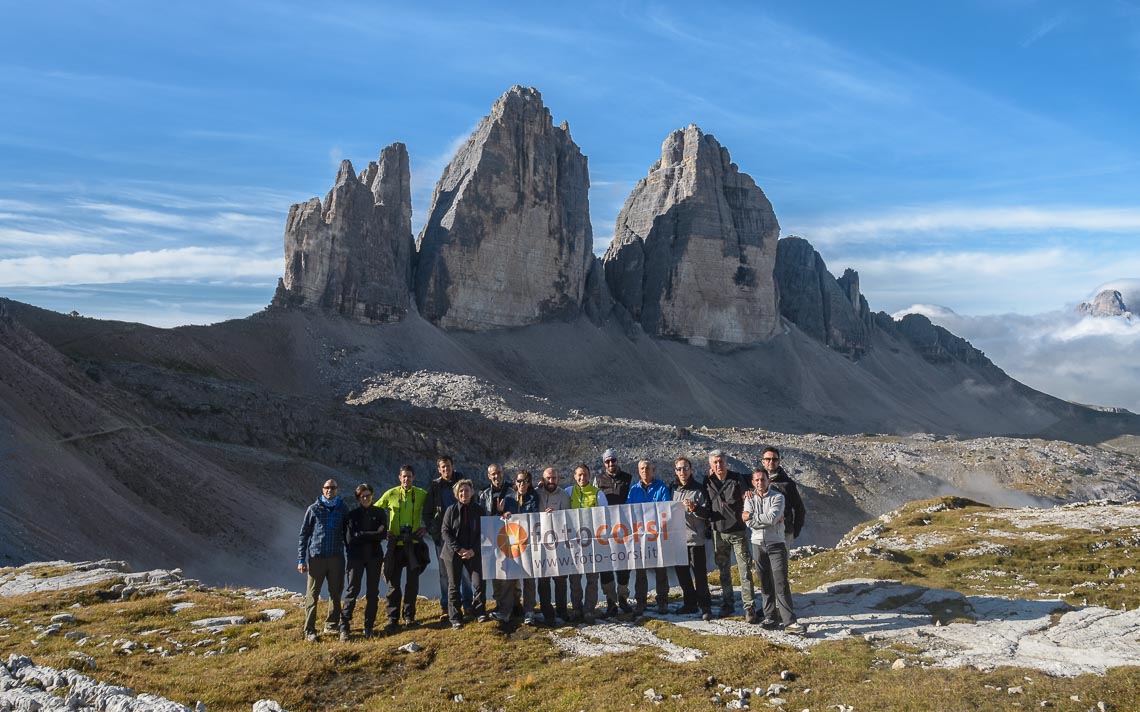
[595,448,634,616]
[340,483,388,640]
[761,447,806,550]
[440,479,489,629]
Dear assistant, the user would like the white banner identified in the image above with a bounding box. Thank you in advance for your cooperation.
[480,502,688,580]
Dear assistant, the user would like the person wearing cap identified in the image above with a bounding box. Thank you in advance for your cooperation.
[595,448,633,616]
[566,463,607,623]
[626,460,672,615]
[297,478,349,642]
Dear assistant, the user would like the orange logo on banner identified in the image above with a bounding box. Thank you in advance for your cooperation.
[497,521,529,558]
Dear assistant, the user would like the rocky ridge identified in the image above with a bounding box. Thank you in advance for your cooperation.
[774,236,871,358]
[603,125,780,345]
[274,143,414,323]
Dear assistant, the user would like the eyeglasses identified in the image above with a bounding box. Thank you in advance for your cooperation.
[516,479,530,484]
[323,486,338,491]
[604,458,616,464]
[761,457,780,462]
[674,465,690,471]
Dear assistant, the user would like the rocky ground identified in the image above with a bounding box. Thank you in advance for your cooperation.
[2,499,1138,710]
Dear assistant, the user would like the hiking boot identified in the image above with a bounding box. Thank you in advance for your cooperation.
[701,611,713,622]
[476,613,490,623]
[304,631,318,643]
[784,621,806,635]
[362,628,375,639]
[632,601,646,616]
[338,628,349,642]
[583,612,596,624]
[717,605,735,618]
[676,604,700,615]
[523,614,536,626]
[744,607,760,624]
[384,620,399,634]
[450,620,463,630]
[618,599,634,614]
[761,619,780,629]
[656,601,670,615]
[605,601,618,618]
[404,619,420,629]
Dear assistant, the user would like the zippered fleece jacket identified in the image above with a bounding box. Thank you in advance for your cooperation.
[744,489,786,546]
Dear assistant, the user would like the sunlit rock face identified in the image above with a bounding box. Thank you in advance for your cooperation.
[415,86,594,331]
[603,125,779,346]
[277,143,414,323]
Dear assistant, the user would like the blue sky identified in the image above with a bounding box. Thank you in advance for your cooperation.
[3,0,1140,329]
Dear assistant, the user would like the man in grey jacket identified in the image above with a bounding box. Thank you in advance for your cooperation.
[672,457,712,620]
[743,468,802,633]
[536,467,571,623]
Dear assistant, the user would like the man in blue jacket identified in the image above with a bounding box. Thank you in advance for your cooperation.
[626,460,672,615]
[297,479,349,642]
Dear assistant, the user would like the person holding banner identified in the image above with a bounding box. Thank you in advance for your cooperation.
[494,470,541,626]
[566,463,607,623]
[595,448,634,616]
[440,479,490,629]
[536,467,572,624]
[377,465,429,631]
[627,460,673,615]
[706,450,758,622]
[672,457,713,621]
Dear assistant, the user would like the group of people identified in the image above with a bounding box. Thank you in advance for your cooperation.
[296,448,806,641]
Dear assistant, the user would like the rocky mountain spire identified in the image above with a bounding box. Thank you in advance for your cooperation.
[274,142,414,322]
[415,86,594,330]
[1077,289,1132,318]
[602,125,780,346]
[775,236,871,359]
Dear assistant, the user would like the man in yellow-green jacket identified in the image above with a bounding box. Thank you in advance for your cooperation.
[377,464,428,631]
[566,463,608,623]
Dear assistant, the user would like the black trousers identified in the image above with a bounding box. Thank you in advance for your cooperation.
[674,544,712,612]
[537,575,568,618]
[341,555,382,630]
[445,553,487,622]
[384,545,420,623]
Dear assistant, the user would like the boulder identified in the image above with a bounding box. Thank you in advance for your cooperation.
[603,125,779,345]
[275,143,414,323]
[415,86,594,330]
[774,236,870,358]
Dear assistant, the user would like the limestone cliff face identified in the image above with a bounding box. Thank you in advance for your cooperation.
[774,236,870,358]
[275,143,414,323]
[415,86,593,330]
[602,125,780,346]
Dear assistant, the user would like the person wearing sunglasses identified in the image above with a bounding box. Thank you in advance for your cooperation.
[760,447,806,550]
[494,470,541,625]
[297,479,349,642]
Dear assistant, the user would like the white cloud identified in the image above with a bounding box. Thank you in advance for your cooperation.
[77,201,191,228]
[0,247,280,287]
[0,228,112,250]
[912,307,1140,413]
[805,206,1140,244]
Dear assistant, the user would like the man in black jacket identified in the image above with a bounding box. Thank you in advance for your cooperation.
[761,447,806,549]
[424,455,472,619]
[340,483,388,640]
[705,450,758,622]
[594,448,633,616]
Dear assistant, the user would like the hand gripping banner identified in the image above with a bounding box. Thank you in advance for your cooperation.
[480,502,688,580]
